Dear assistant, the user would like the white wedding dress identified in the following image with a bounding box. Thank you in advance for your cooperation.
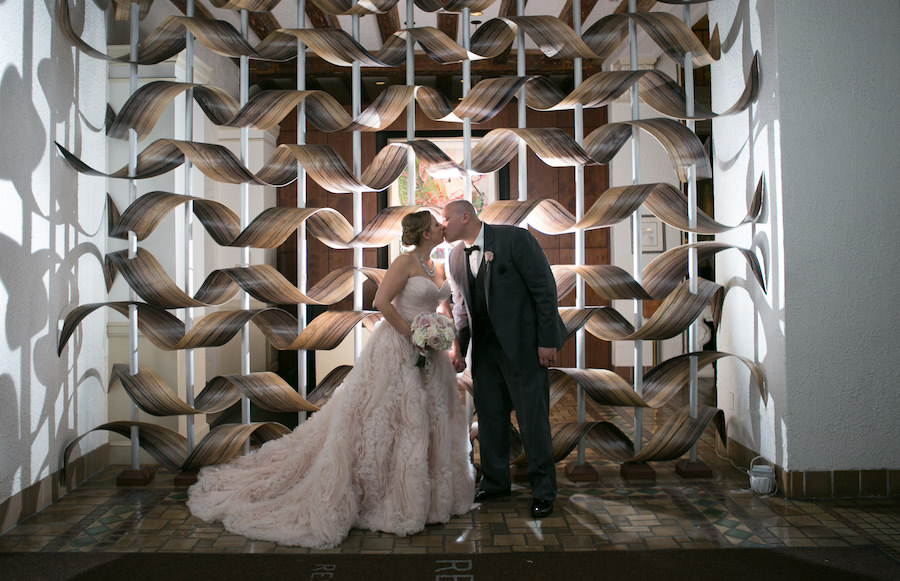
[187,276,475,548]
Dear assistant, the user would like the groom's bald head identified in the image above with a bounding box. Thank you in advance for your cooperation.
[441,200,481,244]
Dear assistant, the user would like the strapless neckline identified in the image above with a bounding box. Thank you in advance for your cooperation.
[407,276,449,292]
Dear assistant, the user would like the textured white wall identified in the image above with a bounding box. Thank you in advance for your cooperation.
[712,0,900,470]
[0,2,109,501]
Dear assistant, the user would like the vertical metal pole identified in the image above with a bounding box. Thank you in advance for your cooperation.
[460,6,475,437]
[240,9,251,453]
[516,0,527,201]
[628,0,644,453]
[128,1,141,470]
[683,4,700,462]
[406,0,416,206]
[573,0,587,466]
[462,9,473,202]
[184,0,196,452]
[297,0,309,423]
[352,15,363,358]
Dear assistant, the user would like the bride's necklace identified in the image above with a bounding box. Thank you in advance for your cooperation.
[415,252,435,277]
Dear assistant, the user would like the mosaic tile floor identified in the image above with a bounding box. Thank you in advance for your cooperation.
[2,455,899,558]
[2,387,899,559]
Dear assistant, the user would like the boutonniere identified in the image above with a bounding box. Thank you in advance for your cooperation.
[484,251,494,263]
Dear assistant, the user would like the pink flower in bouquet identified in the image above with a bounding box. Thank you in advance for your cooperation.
[409,312,455,367]
[483,251,494,263]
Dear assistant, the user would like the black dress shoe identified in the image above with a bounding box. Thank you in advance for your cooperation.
[473,488,511,502]
[531,499,553,518]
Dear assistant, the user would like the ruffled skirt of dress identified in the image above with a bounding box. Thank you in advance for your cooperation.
[186,320,475,548]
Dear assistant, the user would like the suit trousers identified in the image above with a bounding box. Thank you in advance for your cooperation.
[472,331,557,501]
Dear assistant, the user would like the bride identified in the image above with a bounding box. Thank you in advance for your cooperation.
[187,210,475,548]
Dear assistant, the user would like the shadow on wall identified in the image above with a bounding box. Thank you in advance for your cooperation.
[0,1,107,513]
[713,0,787,470]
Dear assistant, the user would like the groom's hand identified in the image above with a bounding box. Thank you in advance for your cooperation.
[538,347,557,368]
[450,348,467,373]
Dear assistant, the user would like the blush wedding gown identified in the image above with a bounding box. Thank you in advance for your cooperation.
[187,276,475,548]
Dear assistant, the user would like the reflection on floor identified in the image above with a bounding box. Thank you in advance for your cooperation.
[1,385,899,557]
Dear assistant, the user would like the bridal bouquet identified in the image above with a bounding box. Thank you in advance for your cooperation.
[409,312,456,368]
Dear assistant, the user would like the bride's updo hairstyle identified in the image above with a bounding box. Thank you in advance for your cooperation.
[401,211,433,247]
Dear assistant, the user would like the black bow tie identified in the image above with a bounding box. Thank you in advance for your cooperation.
[464,245,480,256]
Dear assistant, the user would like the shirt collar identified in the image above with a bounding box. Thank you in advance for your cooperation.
[472,224,485,250]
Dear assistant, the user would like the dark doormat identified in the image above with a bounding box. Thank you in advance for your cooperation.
[1,546,898,580]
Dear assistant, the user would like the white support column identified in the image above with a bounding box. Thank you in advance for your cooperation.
[240,9,252,453]
[571,0,593,477]
[683,4,701,465]
[516,0,527,201]
[127,1,141,472]
[406,0,416,206]
[183,0,196,454]
[628,0,645,457]
[352,15,363,359]
[462,9,473,202]
[297,0,309,423]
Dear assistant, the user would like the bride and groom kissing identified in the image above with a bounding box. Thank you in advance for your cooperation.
[187,200,567,548]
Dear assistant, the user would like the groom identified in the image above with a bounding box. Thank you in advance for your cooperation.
[441,200,568,518]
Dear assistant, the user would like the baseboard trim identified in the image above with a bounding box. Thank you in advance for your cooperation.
[0,445,109,534]
[719,438,900,499]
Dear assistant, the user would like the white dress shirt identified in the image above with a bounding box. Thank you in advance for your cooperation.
[468,225,485,276]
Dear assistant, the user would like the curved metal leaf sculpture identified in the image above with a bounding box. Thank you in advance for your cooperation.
[642,241,766,298]
[630,405,727,463]
[57,303,377,353]
[61,5,719,70]
[106,192,418,249]
[107,56,758,141]
[512,421,635,465]
[110,364,320,417]
[481,175,763,235]
[551,351,766,410]
[181,422,293,472]
[58,117,708,190]
[62,421,188,478]
[107,248,370,308]
[557,279,725,342]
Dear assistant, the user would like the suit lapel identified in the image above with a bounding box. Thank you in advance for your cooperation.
[451,242,472,312]
[482,225,495,310]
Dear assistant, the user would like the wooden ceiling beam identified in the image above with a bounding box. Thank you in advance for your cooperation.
[167,0,215,20]
[249,11,281,39]
[497,0,521,17]
[558,0,598,27]
[376,7,402,44]
[613,0,656,13]
[437,13,459,44]
[306,3,340,29]
[168,1,281,42]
